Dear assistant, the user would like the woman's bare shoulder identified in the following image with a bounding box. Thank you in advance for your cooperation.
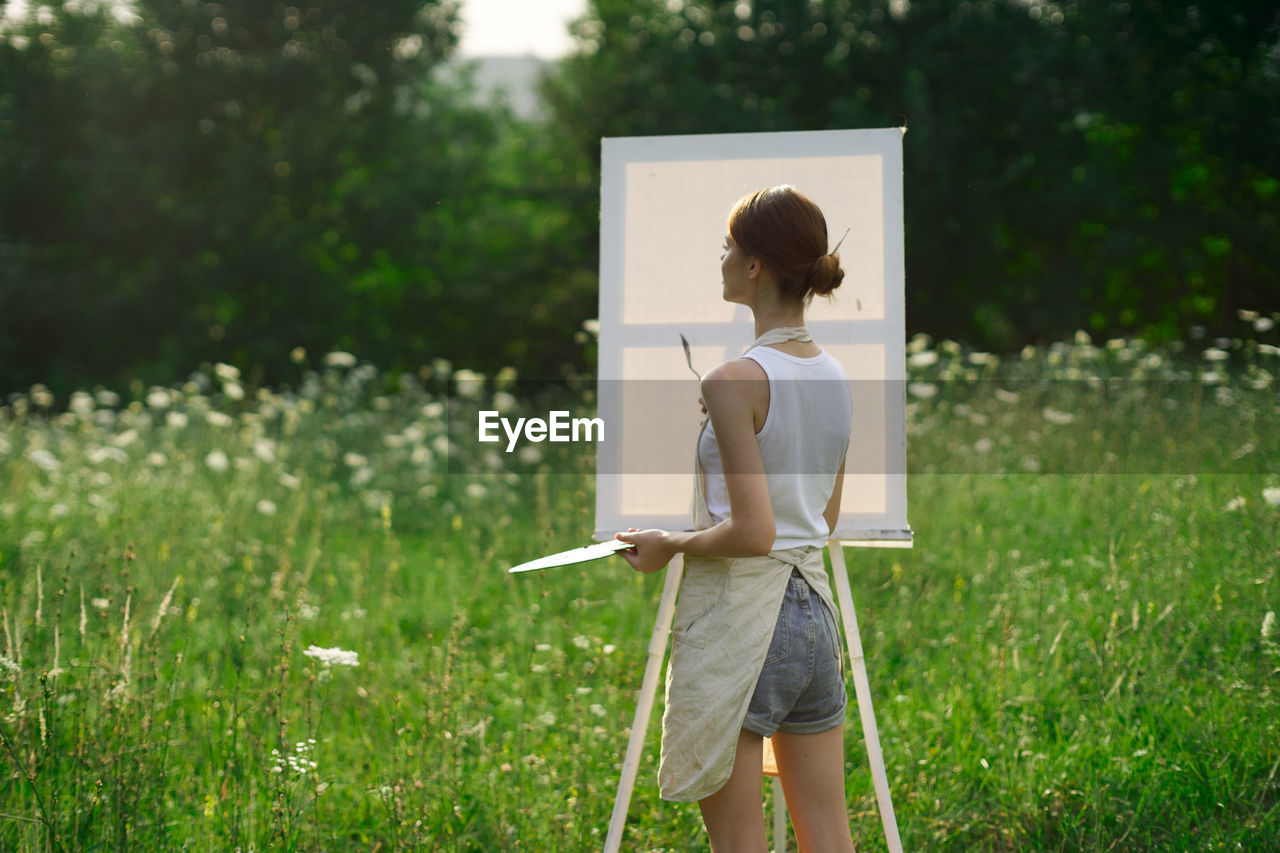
[703,357,767,384]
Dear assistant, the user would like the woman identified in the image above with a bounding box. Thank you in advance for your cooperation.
[617,185,857,852]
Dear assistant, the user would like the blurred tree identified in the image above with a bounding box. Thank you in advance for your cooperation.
[0,0,595,395]
[542,0,1280,349]
[2,0,1275,396]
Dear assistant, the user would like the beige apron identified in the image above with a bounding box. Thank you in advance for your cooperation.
[657,327,842,803]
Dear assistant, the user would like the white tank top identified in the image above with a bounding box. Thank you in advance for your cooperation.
[697,345,853,548]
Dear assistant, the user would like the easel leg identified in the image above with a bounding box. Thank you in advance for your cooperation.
[827,539,903,853]
[771,775,788,852]
[604,554,685,853]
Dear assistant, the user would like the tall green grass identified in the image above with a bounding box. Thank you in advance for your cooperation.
[1,327,1277,851]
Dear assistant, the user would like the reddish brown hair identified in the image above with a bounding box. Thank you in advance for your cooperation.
[727,185,845,302]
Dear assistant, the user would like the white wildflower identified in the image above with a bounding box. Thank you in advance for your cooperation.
[273,741,319,776]
[590,704,606,717]
[146,388,172,409]
[206,411,233,427]
[1224,496,1246,512]
[908,351,938,369]
[0,654,20,676]
[95,389,122,407]
[538,712,557,726]
[205,450,230,472]
[994,388,1020,404]
[431,357,453,378]
[214,363,240,382]
[91,597,110,610]
[324,351,357,368]
[603,644,616,655]
[29,385,54,407]
[465,482,487,499]
[1042,408,1076,425]
[253,439,276,463]
[279,472,301,490]
[518,446,542,465]
[906,332,933,353]
[454,369,484,399]
[495,366,519,390]
[492,391,517,413]
[87,446,128,464]
[222,382,245,401]
[572,635,591,650]
[974,438,994,454]
[342,452,368,468]
[1263,488,1280,507]
[1202,347,1230,362]
[1255,317,1275,334]
[146,452,167,466]
[1263,611,1276,640]
[423,401,445,419]
[112,428,139,448]
[908,382,938,399]
[27,448,60,472]
[166,411,189,429]
[256,499,278,516]
[303,645,359,667]
[69,391,95,415]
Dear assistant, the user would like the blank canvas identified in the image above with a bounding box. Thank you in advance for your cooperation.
[594,129,911,544]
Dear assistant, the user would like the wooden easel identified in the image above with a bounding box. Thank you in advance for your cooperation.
[603,539,904,853]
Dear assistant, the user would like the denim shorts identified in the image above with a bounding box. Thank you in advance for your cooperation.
[743,569,848,737]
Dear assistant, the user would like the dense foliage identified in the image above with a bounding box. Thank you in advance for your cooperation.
[542,0,1280,348]
[0,0,594,395]
[1,0,1277,395]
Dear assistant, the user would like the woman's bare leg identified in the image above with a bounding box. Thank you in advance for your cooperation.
[697,728,768,853]
[772,724,856,852]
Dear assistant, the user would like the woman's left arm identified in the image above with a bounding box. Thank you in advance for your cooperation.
[617,359,774,573]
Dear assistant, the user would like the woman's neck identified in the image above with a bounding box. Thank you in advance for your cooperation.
[751,299,806,341]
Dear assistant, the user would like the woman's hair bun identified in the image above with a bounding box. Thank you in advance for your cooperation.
[806,254,845,298]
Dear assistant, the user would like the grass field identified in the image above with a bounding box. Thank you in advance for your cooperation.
[1,327,1277,851]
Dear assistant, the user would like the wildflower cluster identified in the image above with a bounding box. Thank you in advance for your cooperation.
[302,645,360,667]
[271,740,318,776]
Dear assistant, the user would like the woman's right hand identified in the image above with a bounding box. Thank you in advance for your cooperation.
[615,528,675,574]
